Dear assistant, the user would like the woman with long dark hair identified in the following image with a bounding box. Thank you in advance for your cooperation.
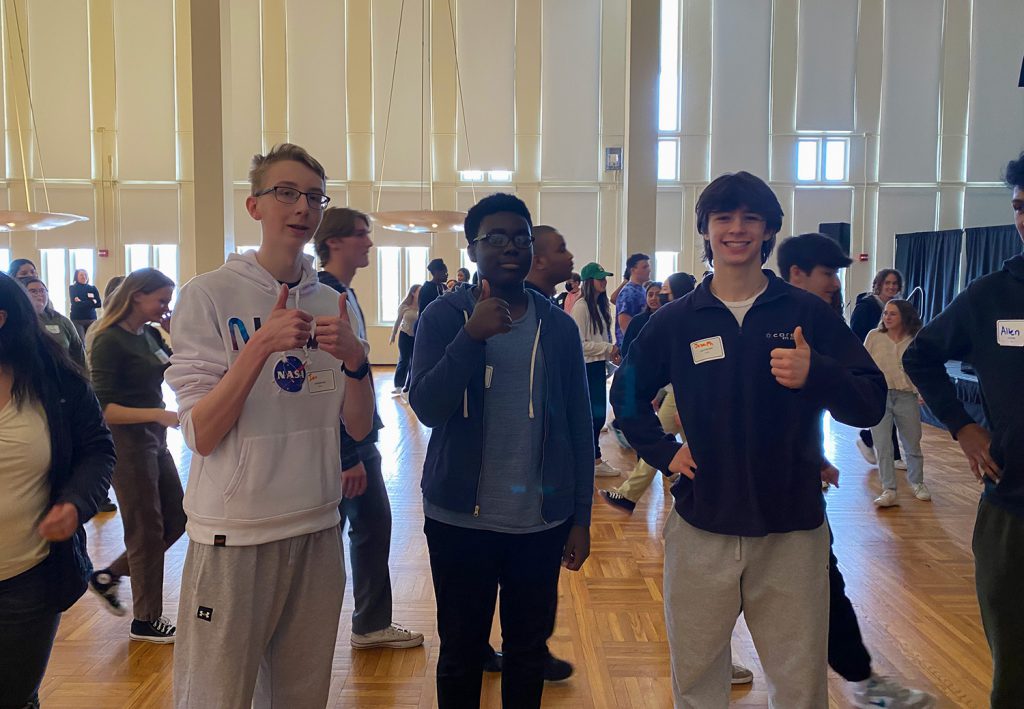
[864,299,930,508]
[0,273,115,707]
[570,262,621,477]
[69,269,102,340]
[86,268,186,643]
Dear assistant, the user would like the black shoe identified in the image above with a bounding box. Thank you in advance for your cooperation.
[88,570,127,616]
[544,653,574,682]
[129,616,176,644]
[483,647,503,672]
[98,498,117,513]
[599,488,636,514]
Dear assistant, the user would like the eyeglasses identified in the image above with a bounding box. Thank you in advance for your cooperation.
[26,287,47,296]
[472,231,534,249]
[255,185,331,209]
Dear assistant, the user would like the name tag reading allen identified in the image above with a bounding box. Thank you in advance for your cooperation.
[996,320,1024,347]
[690,336,725,364]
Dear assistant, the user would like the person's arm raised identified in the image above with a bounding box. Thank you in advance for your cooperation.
[188,285,312,456]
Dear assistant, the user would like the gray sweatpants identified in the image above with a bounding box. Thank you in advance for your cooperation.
[663,513,830,709]
[340,444,394,635]
[173,526,345,709]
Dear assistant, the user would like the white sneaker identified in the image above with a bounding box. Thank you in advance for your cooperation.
[912,483,932,501]
[874,489,899,508]
[351,623,424,649]
[594,460,621,477]
[853,674,936,708]
[856,438,878,465]
[391,388,402,396]
[731,663,754,685]
[894,459,908,470]
[400,391,409,404]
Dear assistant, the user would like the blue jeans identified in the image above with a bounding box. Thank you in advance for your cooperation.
[871,390,924,491]
[0,561,61,708]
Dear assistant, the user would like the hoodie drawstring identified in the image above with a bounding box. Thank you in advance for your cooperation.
[528,318,541,419]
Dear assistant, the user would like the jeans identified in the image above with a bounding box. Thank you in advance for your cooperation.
[585,361,607,461]
[871,390,924,491]
[0,561,61,709]
[394,331,414,390]
[424,517,571,709]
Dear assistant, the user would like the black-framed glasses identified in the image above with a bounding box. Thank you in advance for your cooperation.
[473,231,534,249]
[255,185,331,209]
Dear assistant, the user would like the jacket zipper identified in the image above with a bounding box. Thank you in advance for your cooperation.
[473,313,486,516]
[538,318,548,523]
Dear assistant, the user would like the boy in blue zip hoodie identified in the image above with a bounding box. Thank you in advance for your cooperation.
[610,172,886,708]
[409,193,594,709]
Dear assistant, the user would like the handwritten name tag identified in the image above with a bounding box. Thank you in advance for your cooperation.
[690,336,725,364]
[996,320,1024,347]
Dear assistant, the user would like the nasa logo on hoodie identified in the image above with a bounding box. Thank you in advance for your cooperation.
[274,356,306,392]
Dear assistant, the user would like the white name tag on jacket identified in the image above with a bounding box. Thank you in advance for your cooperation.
[997,320,1024,346]
[690,336,725,364]
[45,324,60,334]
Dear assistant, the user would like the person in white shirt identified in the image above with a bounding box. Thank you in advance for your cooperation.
[390,285,420,395]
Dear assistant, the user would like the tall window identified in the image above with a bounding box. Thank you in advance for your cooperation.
[657,0,682,182]
[654,251,678,283]
[459,249,477,280]
[125,244,180,305]
[40,248,94,315]
[0,248,9,274]
[378,246,430,324]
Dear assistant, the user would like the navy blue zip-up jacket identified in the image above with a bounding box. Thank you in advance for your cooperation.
[409,286,596,526]
[610,271,886,537]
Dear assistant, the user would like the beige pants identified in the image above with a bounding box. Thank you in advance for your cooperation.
[173,526,345,709]
[663,513,830,709]
[616,389,684,502]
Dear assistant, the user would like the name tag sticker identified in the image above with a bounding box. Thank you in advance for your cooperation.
[485,365,494,389]
[996,320,1024,347]
[690,336,725,364]
[45,324,61,334]
[307,369,337,394]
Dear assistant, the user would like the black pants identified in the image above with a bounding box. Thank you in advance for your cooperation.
[394,331,414,390]
[973,498,1024,707]
[859,424,902,461]
[827,523,873,682]
[425,517,571,709]
[585,361,607,461]
[0,561,61,708]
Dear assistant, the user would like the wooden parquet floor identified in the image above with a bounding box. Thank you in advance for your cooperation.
[38,372,992,708]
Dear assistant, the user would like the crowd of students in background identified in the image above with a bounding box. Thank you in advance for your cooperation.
[1,144,1021,709]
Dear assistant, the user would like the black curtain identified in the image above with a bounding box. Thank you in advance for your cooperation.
[964,225,1022,285]
[894,229,962,323]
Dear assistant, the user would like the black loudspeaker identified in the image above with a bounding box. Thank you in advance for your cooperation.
[818,222,852,256]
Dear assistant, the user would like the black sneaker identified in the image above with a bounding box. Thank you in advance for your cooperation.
[88,570,127,616]
[599,489,636,514]
[130,617,176,644]
[98,498,117,513]
[544,653,574,682]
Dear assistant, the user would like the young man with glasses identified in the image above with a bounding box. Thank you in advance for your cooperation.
[313,206,424,651]
[410,193,594,708]
[167,144,375,707]
[611,172,886,708]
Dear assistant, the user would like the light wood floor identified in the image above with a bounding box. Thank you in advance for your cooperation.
[39,371,992,708]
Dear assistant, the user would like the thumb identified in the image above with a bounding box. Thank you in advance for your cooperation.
[274,284,290,310]
[338,292,349,320]
[479,279,491,301]
[793,326,808,349]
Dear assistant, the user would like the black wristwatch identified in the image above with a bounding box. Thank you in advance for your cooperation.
[342,358,370,380]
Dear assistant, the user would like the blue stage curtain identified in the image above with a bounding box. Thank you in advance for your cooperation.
[964,224,1022,285]
[894,228,962,323]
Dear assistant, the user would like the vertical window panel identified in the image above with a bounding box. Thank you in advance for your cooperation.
[824,139,848,181]
[41,248,68,314]
[460,249,477,280]
[406,247,429,295]
[797,140,819,181]
[126,244,151,273]
[658,0,681,132]
[657,139,679,181]
[655,251,678,283]
[378,247,402,323]
[0,249,9,274]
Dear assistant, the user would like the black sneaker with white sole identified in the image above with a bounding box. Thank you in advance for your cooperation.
[88,570,127,617]
[599,489,636,514]
[130,617,176,644]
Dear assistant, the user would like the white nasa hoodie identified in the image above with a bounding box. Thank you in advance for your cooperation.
[167,250,368,546]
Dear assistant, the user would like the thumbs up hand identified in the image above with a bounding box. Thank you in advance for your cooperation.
[315,292,367,366]
[769,325,812,389]
[255,284,314,354]
[465,279,513,341]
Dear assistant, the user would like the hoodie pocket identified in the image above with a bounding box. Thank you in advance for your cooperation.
[222,427,341,521]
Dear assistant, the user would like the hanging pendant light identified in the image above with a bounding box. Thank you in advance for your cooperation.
[0,0,89,232]
[369,0,474,234]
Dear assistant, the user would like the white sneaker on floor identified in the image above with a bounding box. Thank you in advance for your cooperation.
[391,388,402,396]
[853,674,936,708]
[594,460,621,477]
[894,459,908,470]
[856,438,878,465]
[874,489,899,508]
[730,663,753,685]
[912,482,932,501]
[351,623,424,649]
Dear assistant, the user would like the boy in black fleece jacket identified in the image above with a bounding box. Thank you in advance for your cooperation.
[611,172,886,708]
[903,152,1024,708]
[410,194,594,709]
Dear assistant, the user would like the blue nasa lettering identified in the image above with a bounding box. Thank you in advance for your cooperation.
[227,316,319,351]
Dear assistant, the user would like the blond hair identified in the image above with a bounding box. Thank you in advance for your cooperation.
[249,143,327,195]
[91,268,175,337]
